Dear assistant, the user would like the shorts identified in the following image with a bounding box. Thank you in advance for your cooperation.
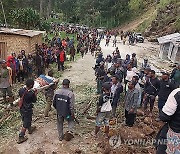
[96,112,110,127]
[0,87,13,97]
[20,111,33,129]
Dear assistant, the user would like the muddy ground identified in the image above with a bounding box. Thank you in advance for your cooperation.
[0,38,172,154]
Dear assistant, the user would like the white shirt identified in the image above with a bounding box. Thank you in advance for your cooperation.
[162,88,180,116]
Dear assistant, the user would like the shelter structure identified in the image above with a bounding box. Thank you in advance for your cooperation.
[0,28,45,59]
[157,33,180,63]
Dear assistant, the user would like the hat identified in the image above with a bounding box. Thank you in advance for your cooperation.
[102,82,111,90]
[62,79,70,85]
[0,60,6,64]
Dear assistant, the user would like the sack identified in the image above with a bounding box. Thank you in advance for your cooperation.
[101,99,112,112]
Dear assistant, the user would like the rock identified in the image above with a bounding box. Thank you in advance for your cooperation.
[119,127,145,140]
[143,125,155,136]
[136,109,144,116]
[74,149,82,154]
[64,131,74,141]
[147,37,158,42]
[103,146,111,154]
[108,129,118,137]
[86,115,96,120]
[109,119,116,125]
[144,117,153,125]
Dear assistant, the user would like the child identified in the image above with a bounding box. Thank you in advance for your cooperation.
[95,82,112,138]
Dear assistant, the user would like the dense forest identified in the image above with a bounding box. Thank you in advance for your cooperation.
[0,0,179,33]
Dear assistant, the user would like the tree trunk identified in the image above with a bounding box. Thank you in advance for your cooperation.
[46,0,51,19]
[40,0,43,18]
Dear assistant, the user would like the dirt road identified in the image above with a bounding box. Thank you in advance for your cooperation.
[1,39,170,154]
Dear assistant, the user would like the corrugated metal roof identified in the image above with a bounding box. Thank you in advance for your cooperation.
[0,28,46,37]
[157,33,180,44]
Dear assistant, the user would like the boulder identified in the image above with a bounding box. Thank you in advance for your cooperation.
[64,131,74,141]
[136,109,144,116]
[143,125,155,136]
[144,117,153,125]
[119,127,145,140]
[108,129,118,137]
[109,119,116,125]
[74,149,82,154]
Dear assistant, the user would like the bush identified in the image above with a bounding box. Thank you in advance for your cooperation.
[39,20,51,32]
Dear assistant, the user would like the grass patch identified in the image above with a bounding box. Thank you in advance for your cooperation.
[135,9,157,33]
[158,0,177,9]
[175,17,180,31]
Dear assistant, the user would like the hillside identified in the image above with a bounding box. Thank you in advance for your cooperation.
[118,0,180,39]
[0,0,179,38]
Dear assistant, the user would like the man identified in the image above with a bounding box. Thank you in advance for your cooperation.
[105,36,110,47]
[111,75,123,118]
[57,48,66,71]
[7,55,16,84]
[160,88,180,154]
[157,72,176,121]
[18,79,37,144]
[17,54,26,82]
[124,81,139,127]
[125,63,137,92]
[53,79,75,141]
[144,70,160,116]
[131,53,137,68]
[95,62,106,94]
[95,82,112,138]
[114,60,124,83]
[35,52,43,76]
[132,76,141,107]
[70,45,76,61]
[170,63,180,87]
[44,70,58,117]
[112,37,117,47]
[0,60,14,105]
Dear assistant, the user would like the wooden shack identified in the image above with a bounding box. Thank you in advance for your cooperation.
[0,28,45,59]
[157,33,180,60]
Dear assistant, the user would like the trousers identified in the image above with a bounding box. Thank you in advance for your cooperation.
[57,115,74,140]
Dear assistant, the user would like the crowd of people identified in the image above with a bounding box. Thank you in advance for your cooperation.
[0,24,180,153]
[93,35,180,153]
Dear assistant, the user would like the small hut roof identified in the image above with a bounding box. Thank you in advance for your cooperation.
[157,33,180,44]
[0,28,45,37]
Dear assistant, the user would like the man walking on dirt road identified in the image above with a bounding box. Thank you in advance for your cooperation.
[53,79,75,141]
